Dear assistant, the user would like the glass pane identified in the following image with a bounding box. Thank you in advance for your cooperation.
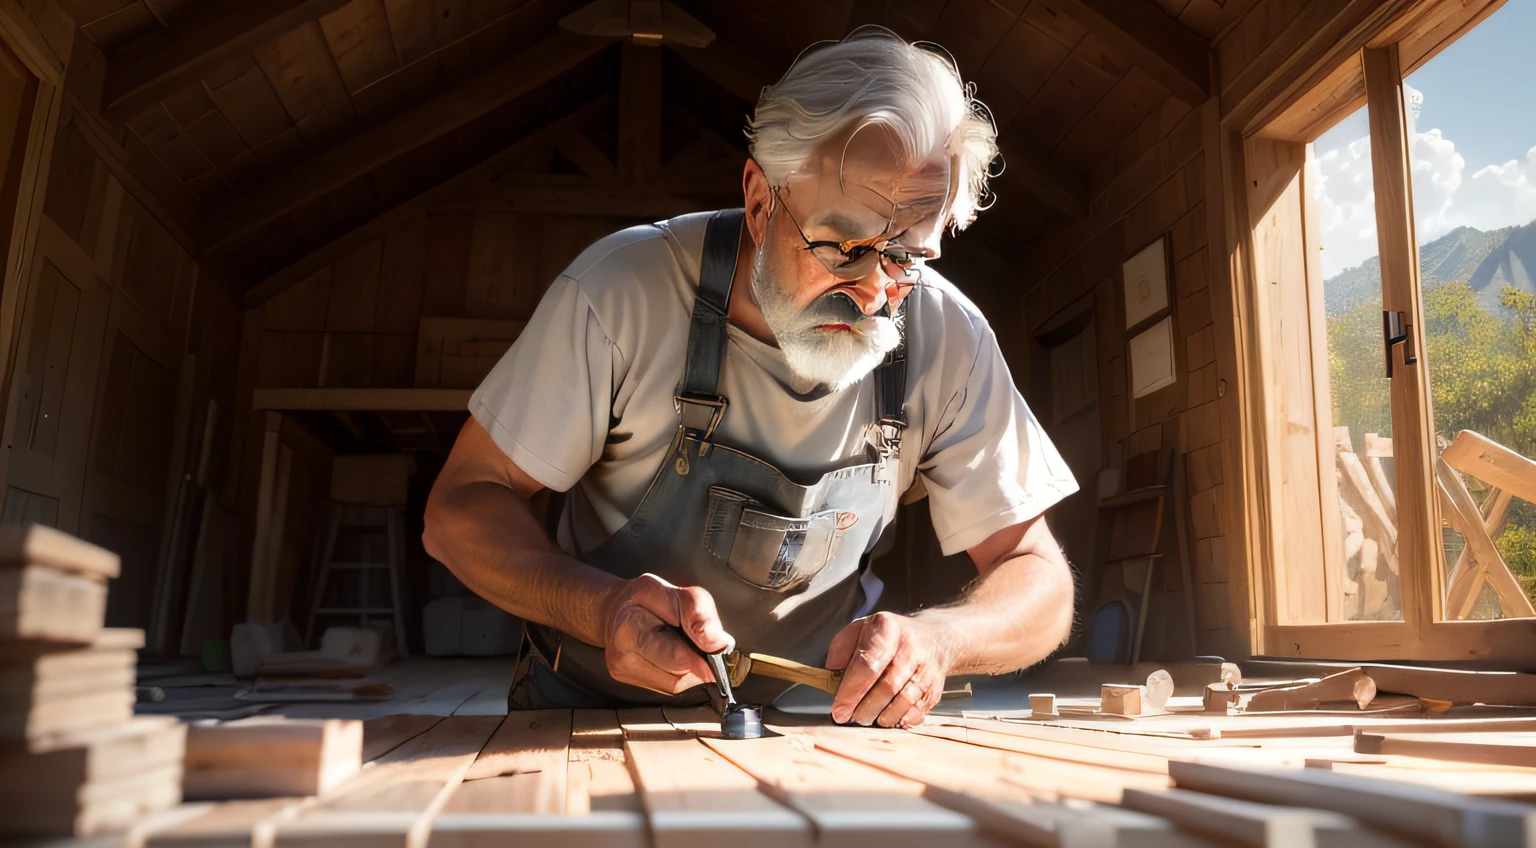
[1310,107,1403,621]
[1406,1,1536,620]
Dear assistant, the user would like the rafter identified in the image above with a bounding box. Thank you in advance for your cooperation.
[243,96,613,308]
[668,38,1085,219]
[101,0,353,123]
[617,42,663,183]
[1051,0,1210,106]
[203,29,616,256]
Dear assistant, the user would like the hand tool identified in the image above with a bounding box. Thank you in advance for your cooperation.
[673,627,763,739]
[722,650,974,701]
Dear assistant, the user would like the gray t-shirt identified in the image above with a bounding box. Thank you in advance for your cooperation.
[470,212,1078,563]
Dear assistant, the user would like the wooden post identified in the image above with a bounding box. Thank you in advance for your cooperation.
[1363,44,1440,630]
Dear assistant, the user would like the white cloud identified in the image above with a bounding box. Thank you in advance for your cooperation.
[1310,83,1536,280]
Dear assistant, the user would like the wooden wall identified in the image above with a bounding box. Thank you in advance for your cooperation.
[245,211,645,394]
[0,99,241,631]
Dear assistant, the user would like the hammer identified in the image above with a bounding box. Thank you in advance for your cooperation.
[723,651,973,700]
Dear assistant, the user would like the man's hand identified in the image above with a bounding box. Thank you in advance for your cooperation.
[825,611,954,728]
[601,574,734,695]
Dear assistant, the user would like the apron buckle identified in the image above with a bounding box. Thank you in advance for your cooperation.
[676,392,729,442]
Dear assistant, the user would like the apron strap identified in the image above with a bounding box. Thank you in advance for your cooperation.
[676,209,744,441]
[872,300,909,455]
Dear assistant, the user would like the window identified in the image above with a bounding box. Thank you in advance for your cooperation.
[1238,0,1536,662]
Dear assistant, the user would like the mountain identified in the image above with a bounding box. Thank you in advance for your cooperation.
[1324,225,1516,314]
[1468,220,1536,305]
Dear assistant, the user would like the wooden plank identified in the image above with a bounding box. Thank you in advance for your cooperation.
[1121,786,1414,848]
[1442,430,1536,504]
[441,709,570,813]
[702,733,1003,847]
[361,714,444,762]
[1245,668,1375,712]
[1354,730,1536,770]
[0,523,120,577]
[1051,0,1209,105]
[911,723,1169,775]
[0,565,109,646]
[269,714,500,846]
[241,94,611,308]
[252,387,471,411]
[102,0,354,122]
[204,30,614,253]
[318,0,400,93]
[1168,759,1536,848]
[183,718,362,800]
[626,737,814,848]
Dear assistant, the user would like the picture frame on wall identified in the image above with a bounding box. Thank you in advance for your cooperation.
[1129,315,1177,398]
[1122,235,1169,329]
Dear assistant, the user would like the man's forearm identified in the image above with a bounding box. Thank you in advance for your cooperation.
[422,479,620,648]
[913,549,1074,676]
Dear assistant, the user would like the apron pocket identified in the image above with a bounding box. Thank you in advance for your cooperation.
[704,487,844,591]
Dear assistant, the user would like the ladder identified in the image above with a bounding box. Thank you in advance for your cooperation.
[305,504,410,657]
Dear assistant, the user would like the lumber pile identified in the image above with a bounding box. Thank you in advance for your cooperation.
[0,524,184,837]
[184,717,364,799]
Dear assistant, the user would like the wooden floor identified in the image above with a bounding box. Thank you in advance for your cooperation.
[104,657,1536,848]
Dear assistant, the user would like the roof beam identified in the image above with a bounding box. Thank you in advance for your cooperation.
[101,0,353,123]
[204,29,616,255]
[243,96,613,309]
[1050,0,1210,105]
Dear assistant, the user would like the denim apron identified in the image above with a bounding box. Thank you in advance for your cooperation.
[518,209,909,707]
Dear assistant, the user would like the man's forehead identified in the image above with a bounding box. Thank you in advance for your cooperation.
[834,123,952,209]
[790,123,953,239]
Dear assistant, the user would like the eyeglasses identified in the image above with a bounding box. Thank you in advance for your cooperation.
[770,185,933,287]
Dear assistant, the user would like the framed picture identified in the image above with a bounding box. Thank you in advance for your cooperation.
[1122,235,1169,329]
[1129,315,1177,398]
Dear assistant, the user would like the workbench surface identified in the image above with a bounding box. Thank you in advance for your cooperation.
[114,702,1536,847]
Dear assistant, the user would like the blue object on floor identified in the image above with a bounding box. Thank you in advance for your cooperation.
[1085,597,1135,665]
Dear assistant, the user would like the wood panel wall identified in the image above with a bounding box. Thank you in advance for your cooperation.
[0,99,240,630]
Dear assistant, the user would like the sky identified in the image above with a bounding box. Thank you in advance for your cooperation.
[1310,0,1536,280]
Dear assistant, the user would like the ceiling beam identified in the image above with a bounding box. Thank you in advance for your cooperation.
[243,95,613,309]
[204,29,616,255]
[101,0,353,123]
[1051,0,1210,105]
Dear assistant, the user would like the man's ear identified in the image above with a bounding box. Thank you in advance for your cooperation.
[742,159,772,247]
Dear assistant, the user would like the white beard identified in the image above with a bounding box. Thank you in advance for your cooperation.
[751,248,901,393]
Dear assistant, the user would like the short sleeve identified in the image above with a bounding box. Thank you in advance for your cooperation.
[469,276,620,492]
[919,326,1079,555]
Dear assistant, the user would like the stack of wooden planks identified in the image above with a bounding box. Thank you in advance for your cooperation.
[124,705,1536,847]
[0,524,185,837]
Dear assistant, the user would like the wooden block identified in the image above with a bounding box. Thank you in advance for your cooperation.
[329,453,417,506]
[0,522,120,579]
[1169,760,1536,848]
[1029,693,1058,718]
[1102,683,1144,716]
[0,566,109,645]
[0,716,185,837]
[184,718,363,800]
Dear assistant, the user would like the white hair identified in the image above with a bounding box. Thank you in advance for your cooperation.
[745,25,999,231]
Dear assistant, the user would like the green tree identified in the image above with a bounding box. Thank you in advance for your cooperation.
[1329,282,1536,610]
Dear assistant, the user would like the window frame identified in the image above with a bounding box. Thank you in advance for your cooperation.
[1227,0,1536,664]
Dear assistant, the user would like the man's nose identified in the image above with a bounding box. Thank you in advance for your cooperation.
[837,271,890,316]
